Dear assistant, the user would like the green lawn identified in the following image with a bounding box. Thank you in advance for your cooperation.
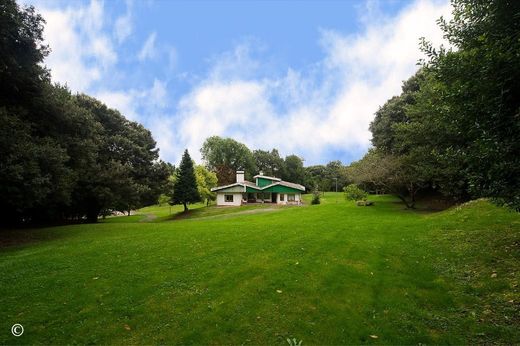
[1,194,519,344]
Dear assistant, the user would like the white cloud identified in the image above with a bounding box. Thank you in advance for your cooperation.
[159,0,451,165]
[39,0,117,92]
[167,46,178,71]
[114,1,133,43]
[95,78,169,121]
[150,79,168,108]
[208,41,263,81]
[138,32,157,61]
[95,90,139,120]
[32,0,451,166]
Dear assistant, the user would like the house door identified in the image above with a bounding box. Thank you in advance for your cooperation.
[271,193,277,203]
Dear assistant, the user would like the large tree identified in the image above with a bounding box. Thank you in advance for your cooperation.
[0,0,49,107]
[253,149,285,177]
[369,70,424,154]
[171,150,201,212]
[282,155,305,184]
[200,136,256,184]
[74,95,169,221]
[347,150,429,208]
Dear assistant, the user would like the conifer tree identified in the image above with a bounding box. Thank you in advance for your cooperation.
[172,149,201,212]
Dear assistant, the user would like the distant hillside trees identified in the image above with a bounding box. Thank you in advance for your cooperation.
[199,136,346,191]
[0,0,169,224]
[303,161,349,193]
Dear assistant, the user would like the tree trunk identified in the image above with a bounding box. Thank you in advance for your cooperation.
[397,194,414,209]
[407,182,419,209]
[86,206,100,223]
[183,202,188,212]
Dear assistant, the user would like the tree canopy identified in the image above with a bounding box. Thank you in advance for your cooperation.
[200,136,256,185]
[0,0,169,224]
[354,0,520,209]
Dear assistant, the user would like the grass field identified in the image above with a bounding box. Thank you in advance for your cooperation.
[1,194,519,344]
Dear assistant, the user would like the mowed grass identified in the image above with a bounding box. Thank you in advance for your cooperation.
[0,194,519,344]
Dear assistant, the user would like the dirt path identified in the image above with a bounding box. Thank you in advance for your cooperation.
[177,207,280,221]
[139,213,157,222]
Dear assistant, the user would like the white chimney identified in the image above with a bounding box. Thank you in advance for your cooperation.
[236,170,245,183]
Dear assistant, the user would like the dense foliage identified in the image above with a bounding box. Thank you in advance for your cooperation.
[200,136,256,184]
[195,165,218,206]
[311,188,321,205]
[0,1,169,224]
[343,184,368,202]
[200,136,348,192]
[253,149,285,178]
[353,0,520,209]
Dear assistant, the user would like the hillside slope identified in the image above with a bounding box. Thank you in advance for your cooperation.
[0,195,518,344]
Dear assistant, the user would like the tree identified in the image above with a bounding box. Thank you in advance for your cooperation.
[253,149,285,177]
[347,150,428,208]
[344,184,367,201]
[0,0,170,224]
[303,161,348,192]
[304,165,329,192]
[171,150,201,212]
[0,0,49,107]
[74,95,169,221]
[200,136,256,184]
[195,165,218,206]
[325,160,348,192]
[370,70,425,154]
[283,155,305,184]
[311,186,321,205]
[407,0,520,207]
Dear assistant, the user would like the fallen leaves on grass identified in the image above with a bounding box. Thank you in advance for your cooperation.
[124,324,131,331]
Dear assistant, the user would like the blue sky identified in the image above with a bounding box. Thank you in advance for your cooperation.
[27,0,451,166]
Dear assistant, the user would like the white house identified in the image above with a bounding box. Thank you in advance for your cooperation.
[211,171,305,206]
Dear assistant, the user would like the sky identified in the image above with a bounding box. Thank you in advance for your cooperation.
[25,0,451,166]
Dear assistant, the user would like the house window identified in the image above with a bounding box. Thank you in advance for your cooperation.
[288,194,295,202]
[280,194,284,201]
[225,194,234,202]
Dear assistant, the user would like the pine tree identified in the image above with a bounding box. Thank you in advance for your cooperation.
[172,150,201,212]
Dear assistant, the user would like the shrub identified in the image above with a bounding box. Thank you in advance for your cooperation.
[311,187,321,205]
[344,184,368,201]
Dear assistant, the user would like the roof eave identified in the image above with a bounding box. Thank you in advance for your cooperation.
[211,183,244,192]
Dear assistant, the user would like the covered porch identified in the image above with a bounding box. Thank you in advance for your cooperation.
[243,185,302,205]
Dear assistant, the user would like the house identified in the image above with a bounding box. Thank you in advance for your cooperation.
[211,171,305,206]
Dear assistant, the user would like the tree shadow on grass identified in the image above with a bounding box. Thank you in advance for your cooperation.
[0,223,84,249]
